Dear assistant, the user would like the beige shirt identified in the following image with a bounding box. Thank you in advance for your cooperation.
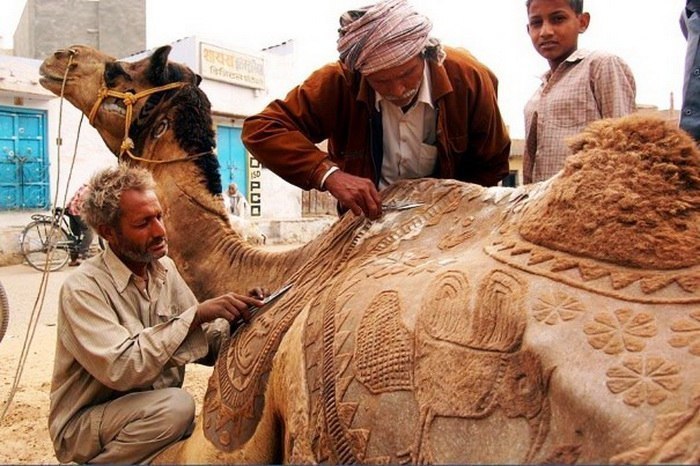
[523,49,636,183]
[48,245,225,459]
[376,63,438,189]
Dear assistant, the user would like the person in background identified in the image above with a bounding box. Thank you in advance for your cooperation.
[48,165,267,464]
[523,0,636,183]
[226,182,250,217]
[65,183,94,266]
[242,0,511,219]
[681,0,700,142]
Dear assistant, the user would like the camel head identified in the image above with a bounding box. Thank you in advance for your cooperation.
[39,45,214,161]
[40,44,222,197]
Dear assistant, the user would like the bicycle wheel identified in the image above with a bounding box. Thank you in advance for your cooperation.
[20,220,71,272]
[0,281,8,344]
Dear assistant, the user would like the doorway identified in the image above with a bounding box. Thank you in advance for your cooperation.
[216,125,248,198]
[0,106,49,209]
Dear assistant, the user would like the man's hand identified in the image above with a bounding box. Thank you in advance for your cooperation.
[324,170,383,219]
[248,287,270,300]
[193,293,265,327]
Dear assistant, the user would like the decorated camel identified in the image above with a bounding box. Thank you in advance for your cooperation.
[40,45,699,464]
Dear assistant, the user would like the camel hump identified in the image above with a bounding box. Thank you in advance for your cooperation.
[519,115,700,270]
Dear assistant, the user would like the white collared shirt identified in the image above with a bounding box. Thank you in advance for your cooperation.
[375,63,437,189]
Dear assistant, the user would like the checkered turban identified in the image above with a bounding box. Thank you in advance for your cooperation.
[337,0,433,75]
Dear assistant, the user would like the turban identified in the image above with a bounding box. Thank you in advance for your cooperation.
[337,0,433,75]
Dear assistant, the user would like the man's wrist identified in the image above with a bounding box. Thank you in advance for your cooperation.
[320,166,340,189]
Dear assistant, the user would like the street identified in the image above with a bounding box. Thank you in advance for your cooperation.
[0,264,69,463]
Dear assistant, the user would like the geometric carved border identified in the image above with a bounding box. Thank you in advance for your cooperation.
[485,238,700,304]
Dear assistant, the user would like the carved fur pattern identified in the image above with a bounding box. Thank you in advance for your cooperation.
[203,215,373,451]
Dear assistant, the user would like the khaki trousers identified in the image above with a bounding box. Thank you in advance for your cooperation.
[59,387,195,464]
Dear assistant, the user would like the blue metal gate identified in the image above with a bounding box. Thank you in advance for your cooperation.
[0,107,49,209]
[216,126,248,197]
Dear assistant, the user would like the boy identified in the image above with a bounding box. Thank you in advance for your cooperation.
[523,0,636,183]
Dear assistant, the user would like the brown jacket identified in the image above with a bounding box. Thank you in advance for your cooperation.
[242,46,511,190]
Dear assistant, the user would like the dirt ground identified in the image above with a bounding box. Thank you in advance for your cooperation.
[0,263,214,464]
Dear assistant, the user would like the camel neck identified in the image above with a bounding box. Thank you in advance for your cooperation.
[153,167,313,300]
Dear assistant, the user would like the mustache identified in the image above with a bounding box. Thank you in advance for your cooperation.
[386,87,418,102]
[149,237,167,247]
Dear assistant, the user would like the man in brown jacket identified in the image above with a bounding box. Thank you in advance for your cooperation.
[242,0,511,219]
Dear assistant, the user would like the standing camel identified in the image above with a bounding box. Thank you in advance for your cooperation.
[39,45,700,464]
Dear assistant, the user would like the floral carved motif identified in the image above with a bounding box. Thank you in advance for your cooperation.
[669,309,700,357]
[532,291,586,325]
[606,355,682,407]
[584,309,657,355]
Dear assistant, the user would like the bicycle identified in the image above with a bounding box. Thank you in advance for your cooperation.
[19,207,102,272]
[0,281,8,344]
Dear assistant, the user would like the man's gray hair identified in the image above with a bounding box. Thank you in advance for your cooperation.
[526,0,583,14]
[82,164,156,231]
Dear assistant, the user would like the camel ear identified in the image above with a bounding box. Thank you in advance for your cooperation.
[195,73,202,86]
[104,61,129,86]
[150,45,172,83]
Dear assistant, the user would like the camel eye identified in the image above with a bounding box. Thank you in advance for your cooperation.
[153,119,168,138]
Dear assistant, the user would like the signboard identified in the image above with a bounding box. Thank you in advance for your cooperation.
[200,43,265,90]
[249,156,263,217]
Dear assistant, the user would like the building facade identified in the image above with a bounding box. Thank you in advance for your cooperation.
[13,0,146,60]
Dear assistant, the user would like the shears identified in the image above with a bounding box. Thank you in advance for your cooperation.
[382,202,425,212]
[230,283,293,333]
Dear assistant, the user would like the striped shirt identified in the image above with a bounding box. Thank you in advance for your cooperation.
[524,49,636,183]
[48,245,226,462]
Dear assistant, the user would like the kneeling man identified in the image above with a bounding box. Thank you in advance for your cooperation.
[48,165,265,464]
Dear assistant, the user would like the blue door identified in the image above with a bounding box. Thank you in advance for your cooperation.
[0,107,49,209]
[216,126,248,197]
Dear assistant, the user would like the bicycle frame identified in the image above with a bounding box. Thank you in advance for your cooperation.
[31,208,82,249]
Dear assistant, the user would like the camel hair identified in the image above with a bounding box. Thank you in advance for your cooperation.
[40,44,700,464]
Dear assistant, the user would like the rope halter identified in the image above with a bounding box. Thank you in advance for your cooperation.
[87,81,212,164]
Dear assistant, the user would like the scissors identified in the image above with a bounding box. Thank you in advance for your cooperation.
[382,202,425,212]
[230,283,293,332]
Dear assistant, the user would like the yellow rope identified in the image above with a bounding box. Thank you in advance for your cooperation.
[0,51,83,422]
[87,81,213,164]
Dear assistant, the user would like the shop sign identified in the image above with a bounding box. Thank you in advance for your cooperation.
[200,43,265,90]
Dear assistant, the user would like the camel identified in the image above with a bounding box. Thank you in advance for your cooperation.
[39,45,700,464]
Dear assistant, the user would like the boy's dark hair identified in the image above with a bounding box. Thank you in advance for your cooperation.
[526,0,583,14]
